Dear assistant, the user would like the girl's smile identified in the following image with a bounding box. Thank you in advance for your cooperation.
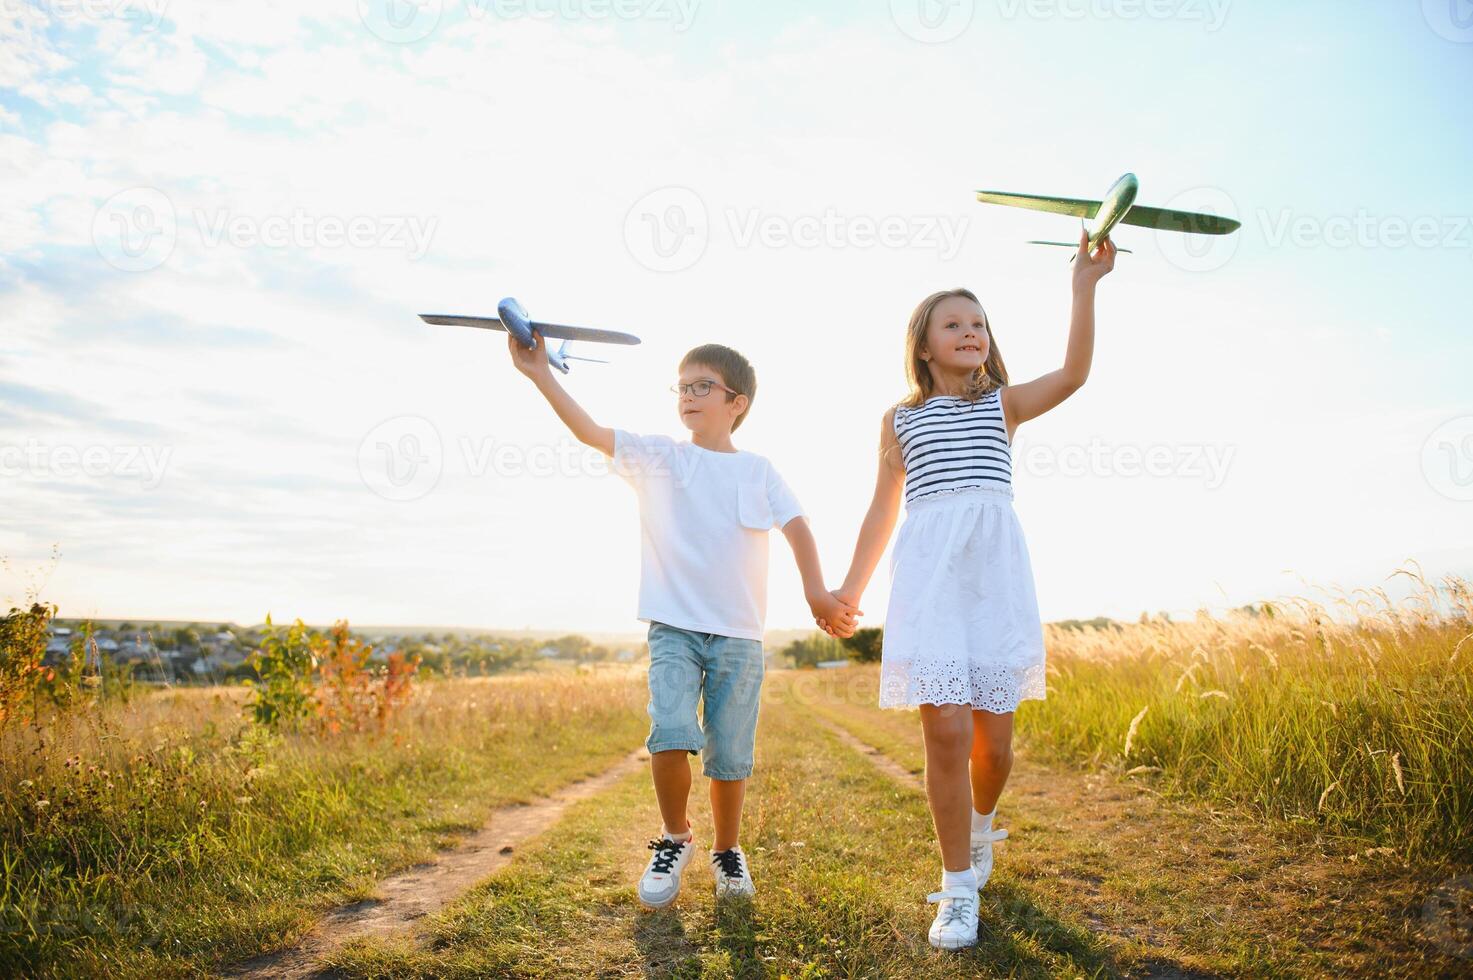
[923,295,991,378]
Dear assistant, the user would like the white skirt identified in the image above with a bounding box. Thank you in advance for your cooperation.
[879,485,1047,713]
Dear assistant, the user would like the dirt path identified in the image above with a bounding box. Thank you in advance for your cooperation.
[813,713,1461,978]
[823,716,921,787]
[227,747,650,979]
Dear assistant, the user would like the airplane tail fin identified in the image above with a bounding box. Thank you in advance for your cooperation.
[556,338,609,365]
[1026,239,1133,254]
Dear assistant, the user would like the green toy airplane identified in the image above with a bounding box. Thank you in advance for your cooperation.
[975,173,1240,257]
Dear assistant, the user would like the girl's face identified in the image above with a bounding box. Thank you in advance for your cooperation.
[921,295,989,377]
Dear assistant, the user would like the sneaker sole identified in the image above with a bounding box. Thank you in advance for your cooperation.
[638,886,681,910]
[928,933,979,950]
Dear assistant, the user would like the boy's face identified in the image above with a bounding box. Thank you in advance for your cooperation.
[675,362,747,437]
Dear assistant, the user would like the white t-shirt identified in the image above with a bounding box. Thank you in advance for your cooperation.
[612,429,805,642]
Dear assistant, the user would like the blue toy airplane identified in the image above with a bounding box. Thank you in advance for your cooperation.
[421,297,641,374]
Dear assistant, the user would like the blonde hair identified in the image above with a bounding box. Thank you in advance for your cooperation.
[899,288,1008,408]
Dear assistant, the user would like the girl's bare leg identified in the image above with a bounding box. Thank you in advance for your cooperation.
[919,703,974,871]
[969,709,1014,816]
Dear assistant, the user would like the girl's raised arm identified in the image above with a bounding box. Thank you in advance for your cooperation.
[835,406,906,609]
[1001,227,1115,433]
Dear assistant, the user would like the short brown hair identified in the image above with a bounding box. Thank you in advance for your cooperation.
[679,344,757,431]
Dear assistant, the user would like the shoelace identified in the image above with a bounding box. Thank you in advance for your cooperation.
[970,826,1009,860]
[646,838,685,875]
[711,848,745,879]
[926,886,977,928]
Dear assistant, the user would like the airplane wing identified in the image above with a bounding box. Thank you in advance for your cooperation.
[1118,205,1240,235]
[977,190,1241,236]
[974,190,1100,218]
[420,314,641,346]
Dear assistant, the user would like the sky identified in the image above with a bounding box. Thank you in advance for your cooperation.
[2,0,1471,637]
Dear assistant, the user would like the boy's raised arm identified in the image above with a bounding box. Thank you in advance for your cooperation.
[509,332,615,458]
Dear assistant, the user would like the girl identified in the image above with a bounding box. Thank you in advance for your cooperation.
[823,228,1115,950]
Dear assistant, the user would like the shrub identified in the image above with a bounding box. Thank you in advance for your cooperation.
[313,622,419,735]
[244,616,316,731]
[0,603,58,728]
[840,627,884,663]
[245,617,421,735]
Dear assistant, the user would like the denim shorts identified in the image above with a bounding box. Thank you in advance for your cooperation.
[645,621,766,780]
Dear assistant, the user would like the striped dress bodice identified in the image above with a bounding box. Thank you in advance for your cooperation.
[893,388,1012,504]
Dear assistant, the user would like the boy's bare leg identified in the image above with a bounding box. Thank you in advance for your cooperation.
[651,749,693,835]
[709,777,746,851]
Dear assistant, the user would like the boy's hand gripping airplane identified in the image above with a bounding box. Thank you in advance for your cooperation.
[975,172,1241,257]
[420,297,641,374]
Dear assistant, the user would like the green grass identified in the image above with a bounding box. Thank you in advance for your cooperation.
[0,671,649,978]
[329,680,1175,978]
[5,571,1469,976]
[771,668,1467,977]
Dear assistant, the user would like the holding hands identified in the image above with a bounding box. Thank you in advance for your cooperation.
[811,587,862,639]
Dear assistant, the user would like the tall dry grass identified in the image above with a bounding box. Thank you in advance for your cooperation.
[1021,567,1472,862]
[0,668,648,975]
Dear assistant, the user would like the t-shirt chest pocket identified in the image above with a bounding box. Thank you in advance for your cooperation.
[736,480,772,530]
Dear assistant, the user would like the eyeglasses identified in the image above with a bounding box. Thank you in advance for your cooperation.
[669,379,739,398]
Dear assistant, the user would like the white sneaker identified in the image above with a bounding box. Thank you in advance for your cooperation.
[637,834,694,909]
[926,886,979,949]
[969,827,1009,889]
[711,845,755,899]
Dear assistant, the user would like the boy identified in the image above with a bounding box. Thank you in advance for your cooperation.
[508,332,857,907]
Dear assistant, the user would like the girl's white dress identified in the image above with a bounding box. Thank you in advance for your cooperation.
[879,388,1047,713]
